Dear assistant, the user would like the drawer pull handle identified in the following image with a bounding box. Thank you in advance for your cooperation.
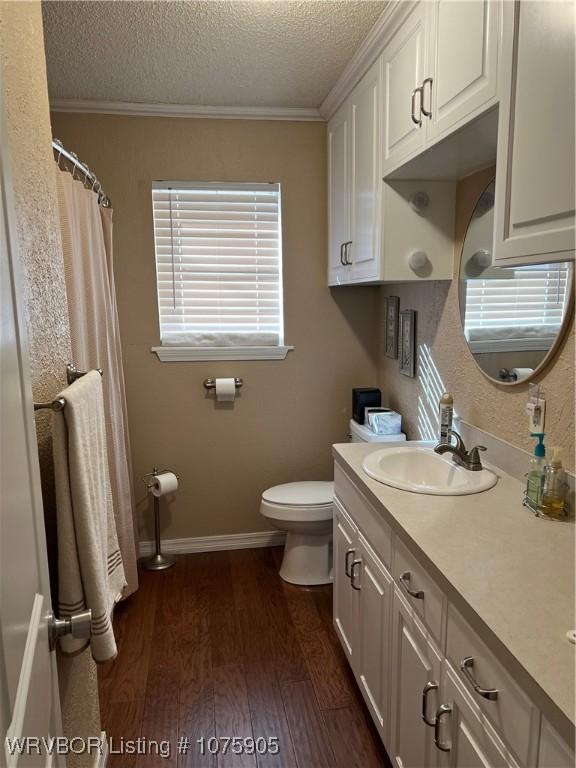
[460,656,499,701]
[422,681,438,727]
[350,559,362,590]
[434,704,452,752]
[399,571,424,600]
[345,548,355,578]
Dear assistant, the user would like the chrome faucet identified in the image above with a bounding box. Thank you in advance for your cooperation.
[434,430,486,471]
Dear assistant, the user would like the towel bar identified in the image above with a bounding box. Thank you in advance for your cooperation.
[34,397,66,412]
[67,363,103,385]
[34,364,104,411]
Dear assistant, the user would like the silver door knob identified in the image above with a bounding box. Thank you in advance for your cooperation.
[49,609,92,649]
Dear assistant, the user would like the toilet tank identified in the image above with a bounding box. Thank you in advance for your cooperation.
[349,419,407,443]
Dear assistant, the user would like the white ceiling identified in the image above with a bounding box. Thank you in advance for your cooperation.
[42,1,386,109]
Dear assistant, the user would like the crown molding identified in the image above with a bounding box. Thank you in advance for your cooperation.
[49,99,324,122]
[320,0,413,120]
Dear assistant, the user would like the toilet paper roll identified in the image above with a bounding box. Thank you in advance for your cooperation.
[151,471,179,497]
[512,367,533,380]
[215,377,236,402]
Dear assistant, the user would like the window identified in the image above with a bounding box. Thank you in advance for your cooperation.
[151,181,291,361]
[464,263,570,353]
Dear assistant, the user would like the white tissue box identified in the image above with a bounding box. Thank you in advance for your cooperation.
[366,408,402,435]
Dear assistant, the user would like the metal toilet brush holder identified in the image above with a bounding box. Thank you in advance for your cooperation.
[141,468,177,571]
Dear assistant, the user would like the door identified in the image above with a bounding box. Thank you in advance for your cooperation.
[349,59,381,282]
[493,0,575,265]
[381,1,427,176]
[389,588,442,768]
[0,89,65,765]
[426,0,500,143]
[356,534,392,740]
[327,102,350,285]
[438,666,517,767]
[332,500,358,663]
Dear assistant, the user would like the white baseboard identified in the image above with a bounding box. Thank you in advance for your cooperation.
[139,530,286,557]
[93,731,108,767]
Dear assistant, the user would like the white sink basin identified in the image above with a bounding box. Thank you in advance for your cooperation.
[362,446,498,496]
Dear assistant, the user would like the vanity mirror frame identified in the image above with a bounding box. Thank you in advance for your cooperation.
[458,178,575,387]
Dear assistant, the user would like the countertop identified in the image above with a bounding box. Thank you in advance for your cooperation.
[332,442,575,744]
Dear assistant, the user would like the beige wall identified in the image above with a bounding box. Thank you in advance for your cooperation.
[50,113,380,541]
[379,167,575,472]
[0,3,100,760]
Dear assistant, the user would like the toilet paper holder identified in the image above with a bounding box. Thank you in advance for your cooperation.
[142,467,180,491]
[203,377,243,390]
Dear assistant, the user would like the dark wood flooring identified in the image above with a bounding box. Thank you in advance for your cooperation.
[98,547,391,768]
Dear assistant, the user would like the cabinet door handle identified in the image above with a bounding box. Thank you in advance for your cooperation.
[434,704,452,752]
[460,656,499,701]
[344,241,353,265]
[340,243,346,266]
[411,87,423,125]
[398,571,424,599]
[350,559,362,590]
[421,77,433,118]
[345,548,355,578]
[421,681,438,727]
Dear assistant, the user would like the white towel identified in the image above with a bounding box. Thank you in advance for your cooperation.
[53,370,126,662]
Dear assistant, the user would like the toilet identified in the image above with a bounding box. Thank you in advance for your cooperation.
[260,481,334,585]
[260,419,407,586]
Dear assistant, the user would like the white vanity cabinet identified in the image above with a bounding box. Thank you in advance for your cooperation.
[389,587,443,768]
[493,0,575,266]
[327,60,381,286]
[381,0,501,177]
[333,500,358,661]
[356,533,393,738]
[333,462,575,768]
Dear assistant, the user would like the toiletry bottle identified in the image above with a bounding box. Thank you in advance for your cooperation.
[526,433,546,510]
[539,447,567,519]
[439,393,453,443]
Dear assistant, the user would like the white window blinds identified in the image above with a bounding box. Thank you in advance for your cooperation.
[152,181,283,347]
[464,263,570,351]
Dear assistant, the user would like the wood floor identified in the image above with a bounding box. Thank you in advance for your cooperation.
[98,547,391,768]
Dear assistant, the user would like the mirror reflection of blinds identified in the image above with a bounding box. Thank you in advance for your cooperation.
[152,182,283,347]
[464,264,570,342]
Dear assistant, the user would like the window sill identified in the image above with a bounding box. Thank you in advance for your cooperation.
[151,345,294,362]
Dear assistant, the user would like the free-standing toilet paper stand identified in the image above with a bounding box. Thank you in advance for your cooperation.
[142,467,178,571]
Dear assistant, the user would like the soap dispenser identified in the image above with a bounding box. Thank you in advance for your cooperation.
[539,447,567,519]
[525,433,546,512]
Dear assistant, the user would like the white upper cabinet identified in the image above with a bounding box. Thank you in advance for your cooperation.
[381,2,428,176]
[327,102,351,286]
[381,0,501,177]
[426,0,500,143]
[493,1,575,265]
[349,60,381,282]
[327,61,381,286]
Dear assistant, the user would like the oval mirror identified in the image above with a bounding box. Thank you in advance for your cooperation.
[459,179,574,385]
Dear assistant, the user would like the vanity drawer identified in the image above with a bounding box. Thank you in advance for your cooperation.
[446,604,538,766]
[393,537,445,646]
[334,465,392,570]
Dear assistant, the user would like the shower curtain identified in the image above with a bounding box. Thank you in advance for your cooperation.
[55,167,138,597]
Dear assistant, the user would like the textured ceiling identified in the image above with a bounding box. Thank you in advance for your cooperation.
[42,1,386,108]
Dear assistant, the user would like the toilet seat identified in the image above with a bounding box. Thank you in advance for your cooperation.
[261,481,334,523]
[262,481,334,506]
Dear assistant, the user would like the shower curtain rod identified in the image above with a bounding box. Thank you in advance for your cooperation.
[52,138,111,208]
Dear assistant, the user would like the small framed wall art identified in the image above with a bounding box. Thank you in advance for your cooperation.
[384,296,400,359]
[399,309,416,377]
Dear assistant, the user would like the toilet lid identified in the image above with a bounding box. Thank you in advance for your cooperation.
[262,481,334,507]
